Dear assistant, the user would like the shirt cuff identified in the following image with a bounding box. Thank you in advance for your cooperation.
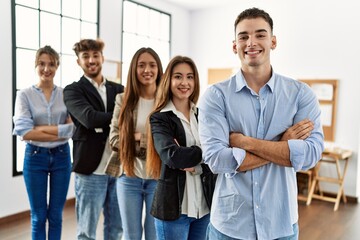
[225,147,246,178]
[288,139,305,171]
[58,123,75,138]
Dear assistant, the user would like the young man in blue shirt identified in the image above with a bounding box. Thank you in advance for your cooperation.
[198,7,324,240]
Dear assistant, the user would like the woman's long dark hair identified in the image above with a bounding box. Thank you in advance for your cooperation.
[119,47,163,177]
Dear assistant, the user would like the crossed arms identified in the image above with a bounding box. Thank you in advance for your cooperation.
[23,116,73,142]
[230,119,314,172]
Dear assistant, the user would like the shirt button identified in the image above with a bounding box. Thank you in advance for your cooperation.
[254,182,258,185]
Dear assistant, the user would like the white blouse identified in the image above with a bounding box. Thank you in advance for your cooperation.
[161,100,209,219]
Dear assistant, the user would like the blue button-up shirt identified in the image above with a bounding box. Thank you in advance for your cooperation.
[13,85,74,148]
[198,70,324,239]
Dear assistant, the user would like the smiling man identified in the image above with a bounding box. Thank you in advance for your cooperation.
[198,7,324,240]
[63,39,124,240]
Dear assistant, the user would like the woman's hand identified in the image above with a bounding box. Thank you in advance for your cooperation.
[134,132,141,141]
[182,167,195,173]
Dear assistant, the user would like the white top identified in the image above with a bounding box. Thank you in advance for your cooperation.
[133,97,155,179]
[85,76,110,175]
[162,100,209,219]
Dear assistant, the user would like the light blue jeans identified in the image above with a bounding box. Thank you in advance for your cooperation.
[23,143,71,240]
[116,174,157,240]
[206,222,299,240]
[75,173,122,240]
[155,213,210,240]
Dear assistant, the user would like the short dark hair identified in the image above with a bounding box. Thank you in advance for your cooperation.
[234,7,273,34]
[72,38,105,56]
[35,45,60,68]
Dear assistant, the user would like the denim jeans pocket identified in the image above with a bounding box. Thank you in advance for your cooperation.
[25,147,39,157]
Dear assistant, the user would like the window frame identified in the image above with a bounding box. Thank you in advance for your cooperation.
[121,0,171,84]
[11,0,99,176]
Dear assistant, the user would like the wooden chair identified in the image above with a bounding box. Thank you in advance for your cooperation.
[306,149,352,211]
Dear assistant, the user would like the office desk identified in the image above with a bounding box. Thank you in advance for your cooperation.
[306,149,352,211]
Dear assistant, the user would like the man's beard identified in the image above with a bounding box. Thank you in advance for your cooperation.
[86,66,102,78]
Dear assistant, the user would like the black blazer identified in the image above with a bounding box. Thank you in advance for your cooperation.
[149,110,202,220]
[63,76,124,174]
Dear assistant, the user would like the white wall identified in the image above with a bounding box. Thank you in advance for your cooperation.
[190,0,360,197]
[1,0,359,218]
[0,0,25,219]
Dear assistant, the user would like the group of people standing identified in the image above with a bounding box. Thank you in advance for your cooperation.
[13,7,324,240]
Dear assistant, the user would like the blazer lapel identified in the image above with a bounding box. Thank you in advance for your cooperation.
[80,76,106,111]
[170,113,187,146]
[105,80,116,112]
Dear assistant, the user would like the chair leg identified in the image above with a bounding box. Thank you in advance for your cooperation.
[306,178,317,206]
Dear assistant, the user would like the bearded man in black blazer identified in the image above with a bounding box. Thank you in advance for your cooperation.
[63,39,124,240]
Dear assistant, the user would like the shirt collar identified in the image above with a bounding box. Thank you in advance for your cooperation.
[160,100,196,116]
[266,71,275,92]
[33,84,56,92]
[84,75,106,88]
[235,68,275,93]
[161,100,177,114]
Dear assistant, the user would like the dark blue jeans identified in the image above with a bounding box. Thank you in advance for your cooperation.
[155,214,210,240]
[23,143,71,240]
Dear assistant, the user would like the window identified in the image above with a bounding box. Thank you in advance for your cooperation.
[122,0,171,84]
[12,0,99,176]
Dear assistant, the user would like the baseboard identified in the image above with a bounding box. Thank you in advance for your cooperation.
[0,198,75,226]
[321,191,358,203]
[299,191,358,204]
[347,196,358,203]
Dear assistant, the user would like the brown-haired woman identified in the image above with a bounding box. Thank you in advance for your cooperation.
[105,47,163,240]
[13,46,74,240]
[146,56,210,240]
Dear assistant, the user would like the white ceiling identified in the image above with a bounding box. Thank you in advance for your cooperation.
[163,0,237,11]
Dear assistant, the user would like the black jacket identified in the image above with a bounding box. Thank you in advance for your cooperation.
[63,76,124,174]
[149,110,203,220]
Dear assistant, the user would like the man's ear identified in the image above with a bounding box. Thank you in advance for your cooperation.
[232,40,237,54]
[271,35,277,50]
[76,58,80,66]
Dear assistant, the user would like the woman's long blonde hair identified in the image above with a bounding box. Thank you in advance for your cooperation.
[119,47,163,177]
[146,56,200,179]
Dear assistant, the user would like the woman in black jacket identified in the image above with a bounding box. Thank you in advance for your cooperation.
[146,56,210,240]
